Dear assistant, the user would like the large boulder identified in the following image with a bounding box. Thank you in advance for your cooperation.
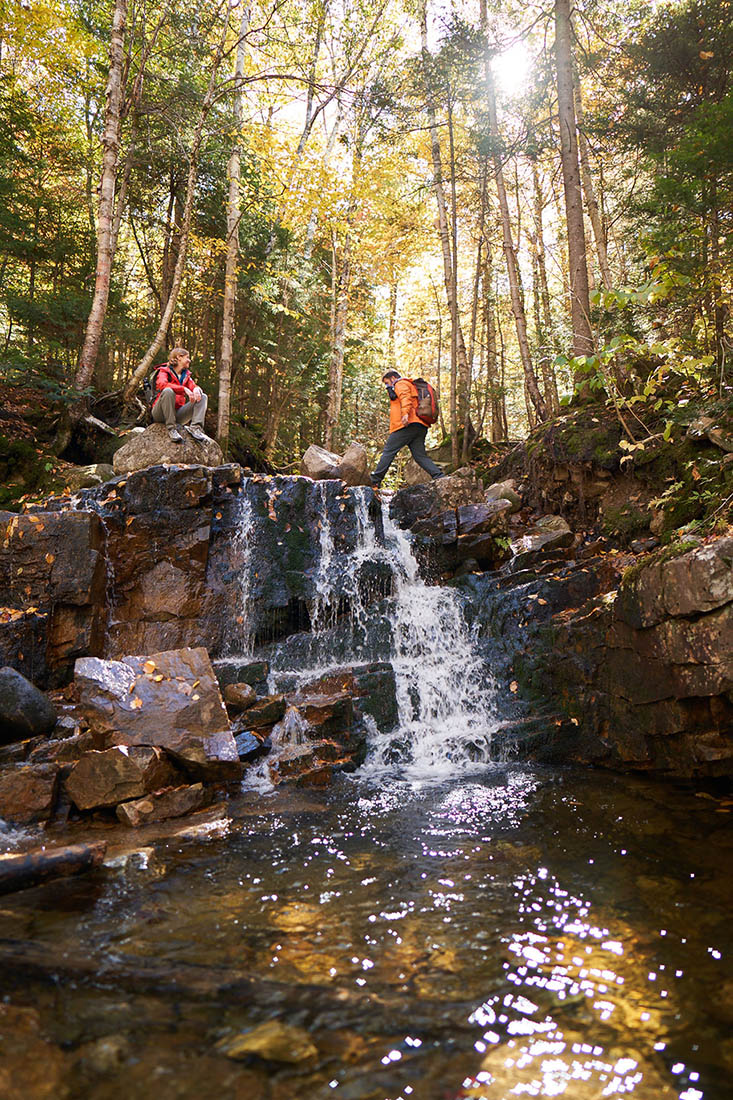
[74,647,242,780]
[300,442,370,486]
[113,424,223,475]
[0,763,59,824]
[0,668,57,744]
[65,745,179,810]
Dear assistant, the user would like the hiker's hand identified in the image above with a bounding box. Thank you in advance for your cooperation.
[401,414,408,426]
[192,386,203,402]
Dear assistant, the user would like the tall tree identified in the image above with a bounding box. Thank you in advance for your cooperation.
[554,0,594,358]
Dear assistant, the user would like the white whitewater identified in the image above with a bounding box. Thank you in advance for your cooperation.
[265,486,496,778]
[226,481,255,657]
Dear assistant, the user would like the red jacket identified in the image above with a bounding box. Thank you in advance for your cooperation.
[152,365,197,410]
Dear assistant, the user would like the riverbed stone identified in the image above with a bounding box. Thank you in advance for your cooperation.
[299,662,398,733]
[112,423,223,475]
[65,745,179,810]
[74,647,241,780]
[245,694,286,729]
[0,763,59,824]
[0,667,57,743]
[115,782,211,826]
[223,682,257,711]
[215,1020,318,1063]
[214,659,270,691]
[287,690,353,739]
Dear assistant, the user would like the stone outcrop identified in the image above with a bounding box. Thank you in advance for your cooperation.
[74,647,241,780]
[0,509,106,685]
[509,515,574,570]
[0,667,57,743]
[62,463,115,492]
[491,536,733,777]
[113,424,223,475]
[0,762,59,824]
[301,442,370,486]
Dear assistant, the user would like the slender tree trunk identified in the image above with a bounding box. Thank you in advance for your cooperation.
[218,4,251,454]
[388,276,398,372]
[324,232,352,450]
[573,62,612,289]
[420,2,470,466]
[554,0,594,359]
[123,12,229,403]
[531,162,560,413]
[74,0,128,393]
[482,25,547,420]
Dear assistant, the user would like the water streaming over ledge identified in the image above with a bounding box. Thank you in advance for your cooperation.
[232,484,498,780]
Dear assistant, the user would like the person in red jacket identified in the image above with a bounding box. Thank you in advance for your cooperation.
[370,370,444,486]
[151,347,210,444]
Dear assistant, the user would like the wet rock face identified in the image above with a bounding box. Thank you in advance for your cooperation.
[0,510,106,685]
[112,423,223,475]
[74,647,241,780]
[0,667,57,743]
[490,535,733,778]
[65,745,179,811]
[509,515,574,571]
[0,762,59,824]
[115,783,211,827]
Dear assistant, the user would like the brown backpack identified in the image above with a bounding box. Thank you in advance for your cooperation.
[411,377,440,425]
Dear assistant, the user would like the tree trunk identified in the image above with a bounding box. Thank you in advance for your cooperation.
[573,62,612,289]
[554,0,594,359]
[74,0,128,394]
[531,161,560,413]
[482,25,547,421]
[122,13,229,403]
[218,4,251,455]
[324,232,352,450]
[420,3,470,466]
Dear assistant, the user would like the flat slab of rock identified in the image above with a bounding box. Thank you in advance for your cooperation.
[0,667,57,744]
[0,763,59,824]
[65,745,179,810]
[510,515,574,570]
[74,647,241,780]
[116,783,211,827]
[245,694,286,729]
[113,423,223,475]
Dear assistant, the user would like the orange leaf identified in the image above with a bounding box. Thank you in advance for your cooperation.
[509,681,518,693]
[45,553,54,564]
[143,660,156,674]
[130,698,142,709]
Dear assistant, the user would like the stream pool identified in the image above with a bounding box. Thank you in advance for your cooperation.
[1,764,732,1099]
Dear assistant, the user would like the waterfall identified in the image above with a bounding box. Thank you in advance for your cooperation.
[226,481,255,656]
[365,501,497,778]
[262,484,497,778]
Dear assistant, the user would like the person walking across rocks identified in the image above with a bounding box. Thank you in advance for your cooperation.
[151,347,210,444]
[371,370,444,487]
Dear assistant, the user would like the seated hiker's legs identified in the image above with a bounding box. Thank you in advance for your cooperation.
[151,387,176,426]
[371,426,411,486]
[176,393,207,427]
[406,424,443,479]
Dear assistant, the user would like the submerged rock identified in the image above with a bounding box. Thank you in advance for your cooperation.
[112,423,223,475]
[215,1020,318,1063]
[0,667,57,743]
[74,647,241,780]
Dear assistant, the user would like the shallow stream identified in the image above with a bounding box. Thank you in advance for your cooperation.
[1,765,732,1099]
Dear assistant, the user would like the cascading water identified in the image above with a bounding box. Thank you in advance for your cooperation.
[262,484,497,779]
[226,480,255,657]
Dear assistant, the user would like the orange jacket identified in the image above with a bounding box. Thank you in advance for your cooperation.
[388,378,427,433]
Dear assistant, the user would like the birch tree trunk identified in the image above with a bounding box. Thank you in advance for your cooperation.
[218,4,251,454]
[573,63,612,289]
[554,0,594,358]
[74,0,128,394]
[122,12,230,404]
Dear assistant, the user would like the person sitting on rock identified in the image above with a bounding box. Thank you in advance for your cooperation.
[371,370,444,487]
[151,347,210,445]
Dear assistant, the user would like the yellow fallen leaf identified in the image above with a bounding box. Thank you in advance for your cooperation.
[192,693,200,701]
[215,512,222,520]
[191,679,200,688]
[143,660,156,674]
[45,553,54,564]
[130,698,142,709]
[129,682,136,693]
[538,598,547,606]
[509,681,518,693]
[153,674,164,682]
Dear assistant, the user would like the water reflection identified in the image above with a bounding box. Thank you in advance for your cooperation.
[0,768,730,1099]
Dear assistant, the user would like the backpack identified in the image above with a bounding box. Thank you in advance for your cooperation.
[142,365,167,408]
[411,377,440,425]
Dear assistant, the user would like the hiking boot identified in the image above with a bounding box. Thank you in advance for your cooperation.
[168,427,184,444]
[187,425,209,443]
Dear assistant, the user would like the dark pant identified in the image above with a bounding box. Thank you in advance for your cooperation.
[371,423,443,486]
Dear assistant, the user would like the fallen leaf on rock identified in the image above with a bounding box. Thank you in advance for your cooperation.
[143,660,156,674]
[509,681,518,693]
[130,698,142,710]
[45,553,54,564]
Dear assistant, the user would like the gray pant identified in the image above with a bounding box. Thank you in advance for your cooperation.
[152,386,208,428]
[371,423,443,485]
